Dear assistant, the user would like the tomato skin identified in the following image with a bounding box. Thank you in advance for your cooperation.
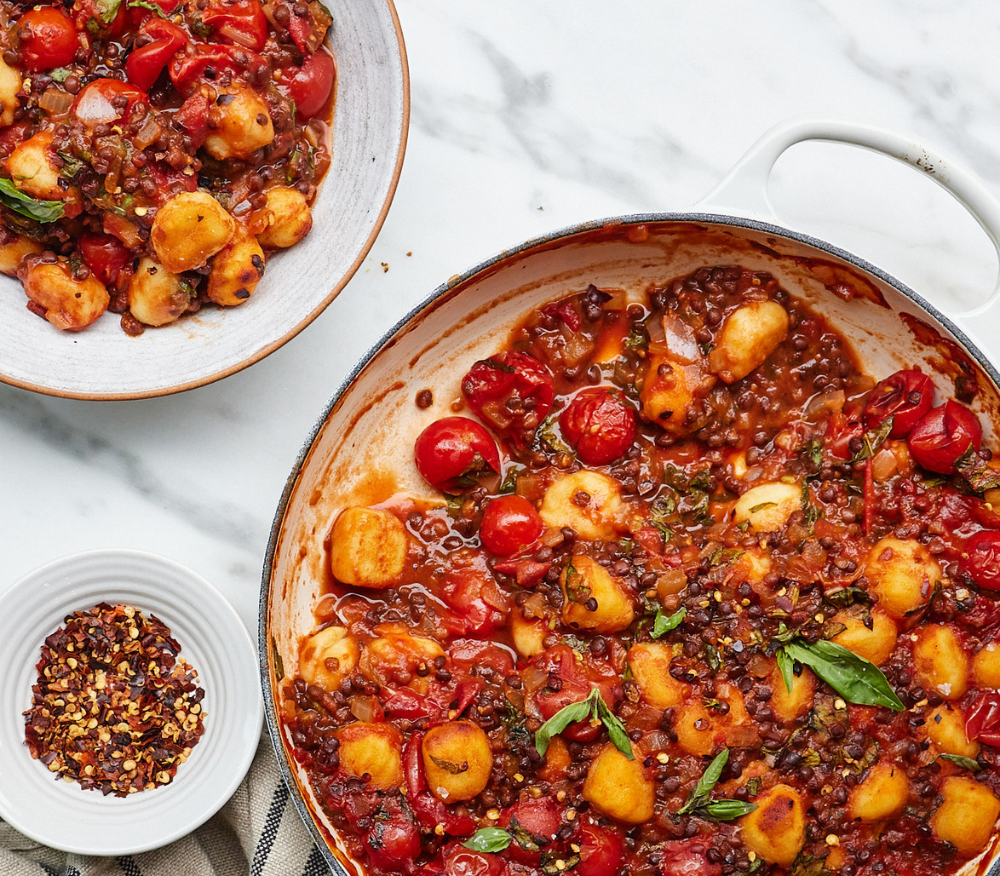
[173,93,210,149]
[907,400,982,474]
[559,388,636,465]
[966,691,1000,748]
[441,567,509,636]
[202,0,268,51]
[864,368,934,438]
[441,843,505,876]
[414,417,501,494]
[960,531,1000,592]
[78,233,132,287]
[479,495,543,557]
[73,79,148,127]
[277,50,335,119]
[531,645,618,743]
[573,822,625,876]
[18,8,79,72]
[126,18,189,91]
[168,43,267,94]
[498,797,563,864]
[658,840,723,876]
[462,352,555,449]
[362,810,421,872]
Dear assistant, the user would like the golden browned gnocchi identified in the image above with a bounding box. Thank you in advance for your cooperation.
[4,131,69,201]
[421,721,493,802]
[0,236,43,276]
[847,762,909,822]
[627,641,689,709]
[150,191,236,274]
[582,742,655,824]
[19,259,109,331]
[255,186,314,249]
[206,224,266,307]
[329,506,409,589]
[739,784,806,867]
[298,626,359,692]
[708,300,789,383]
[931,777,1000,854]
[913,624,969,700]
[865,536,940,619]
[829,607,898,666]
[538,470,624,540]
[560,554,635,633]
[127,258,191,327]
[732,481,801,533]
[335,722,404,791]
[0,57,20,127]
[203,87,276,161]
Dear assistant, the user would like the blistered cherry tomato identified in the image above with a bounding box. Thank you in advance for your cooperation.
[960,531,1000,592]
[531,645,618,744]
[479,495,542,557]
[441,843,505,876]
[73,79,147,127]
[658,840,723,876]
[966,691,1000,748]
[78,233,132,287]
[126,18,188,91]
[361,799,421,871]
[462,352,555,449]
[559,388,636,465]
[414,417,500,494]
[574,822,626,876]
[498,797,563,864]
[168,44,266,94]
[277,51,336,119]
[441,567,509,636]
[863,368,934,438]
[17,8,79,72]
[908,400,982,474]
[73,0,128,36]
[202,0,268,51]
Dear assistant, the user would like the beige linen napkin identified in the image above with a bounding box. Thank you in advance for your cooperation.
[0,736,325,876]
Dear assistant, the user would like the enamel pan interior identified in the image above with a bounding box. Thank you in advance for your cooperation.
[0,0,408,400]
[261,119,1000,876]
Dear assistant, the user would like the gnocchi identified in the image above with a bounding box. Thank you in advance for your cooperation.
[203,87,276,161]
[865,536,940,619]
[150,191,236,274]
[128,257,191,327]
[538,471,624,540]
[19,259,109,331]
[560,554,635,633]
[329,507,409,589]
[421,721,493,802]
[255,186,314,249]
[582,742,655,824]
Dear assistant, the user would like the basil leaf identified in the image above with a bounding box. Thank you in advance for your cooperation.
[678,748,729,815]
[429,754,468,775]
[49,67,72,83]
[95,0,124,25]
[0,179,64,223]
[939,753,981,772]
[697,799,758,821]
[592,693,634,760]
[534,689,598,756]
[462,827,512,853]
[128,0,168,16]
[954,447,1000,494]
[776,648,796,694]
[651,607,686,638]
[850,416,894,464]
[780,638,904,711]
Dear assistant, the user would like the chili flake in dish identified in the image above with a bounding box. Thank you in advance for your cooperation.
[24,602,206,796]
[282,266,1000,876]
[0,0,333,334]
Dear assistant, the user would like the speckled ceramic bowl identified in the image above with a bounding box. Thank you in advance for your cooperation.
[261,118,1000,876]
[0,0,408,400]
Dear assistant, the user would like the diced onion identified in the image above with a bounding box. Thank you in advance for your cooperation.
[39,87,74,116]
[133,116,162,150]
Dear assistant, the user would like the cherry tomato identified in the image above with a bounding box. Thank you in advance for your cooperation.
[202,0,268,51]
[498,797,563,864]
[531,645,618,744]
[462,352,555,450]
[414,417,501,494]
[907,400,982,474]
[574,822,625,876]
[78,233,132,287]
[863,368,934,438]
[126,18,189,91]
[559,388,637,465]
[17,8,79,72]
[73,79,148,127]
[168,43,267,94]
[960,530,1000,592]
[479,495,543,557]
[362,802,421,871]
[966,691,1000,748]
[441,843,505,876]
[277,50,335,119]
[441,567,509,636]
[173,93,211,149]
[658,840,723,876]
[73,0,128,36]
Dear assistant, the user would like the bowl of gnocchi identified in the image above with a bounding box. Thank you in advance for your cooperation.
[0,0,408,399]
[262,119,1000,876]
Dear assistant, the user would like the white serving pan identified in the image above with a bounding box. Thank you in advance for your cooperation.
[261,116,1000,876]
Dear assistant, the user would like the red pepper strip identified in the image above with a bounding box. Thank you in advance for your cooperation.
[403,731,426,795]
[382,688,433,720]
[126,19,189,91]
[493,558,552,588]
[863,457,875,537]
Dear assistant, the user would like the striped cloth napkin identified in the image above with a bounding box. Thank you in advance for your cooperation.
[0,735,326,876]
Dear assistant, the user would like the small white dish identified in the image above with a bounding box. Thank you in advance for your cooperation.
[0,548,262,856]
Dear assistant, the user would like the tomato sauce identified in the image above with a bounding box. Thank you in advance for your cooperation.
[282,266,1000,876]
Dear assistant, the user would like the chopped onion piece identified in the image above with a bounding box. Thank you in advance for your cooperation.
[39,87,74,116]
[133,117,162,150]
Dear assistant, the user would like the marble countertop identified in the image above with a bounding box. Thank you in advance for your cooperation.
[2,0,999,642]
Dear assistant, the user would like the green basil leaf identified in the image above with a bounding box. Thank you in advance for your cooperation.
[651,607,686,638]
[696,799,758,821]
[678,748,729,815]
[939,753,981,772]
[954,447,1000,494]
[462,827,512,853]
[95,0,124,25]
[776,648,796,694]
[592,694,634,760]
[850,415,894,464]
[49,67,72,83]
[0,179,64,223]
[127,0,168,16]
[780,638,904,711]
[533,689,598,756]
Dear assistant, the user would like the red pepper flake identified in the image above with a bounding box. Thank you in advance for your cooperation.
[23,603,207,797]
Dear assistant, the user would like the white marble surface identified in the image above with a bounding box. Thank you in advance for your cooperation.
[2,0,1000,642]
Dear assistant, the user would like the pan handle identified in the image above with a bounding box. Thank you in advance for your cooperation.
[695,115,1000,327]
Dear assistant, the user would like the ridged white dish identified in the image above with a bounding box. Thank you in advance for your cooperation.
[0,549,262,855]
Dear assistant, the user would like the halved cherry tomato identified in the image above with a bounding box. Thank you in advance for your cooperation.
[78,233,132,287]
[73,0,128,36]
[126,18,189,91]
[277,50,335,119]
[908,400,982,474]
[863,368,934,438]
[960,531,1000,592]
[966,691,1000,748]
[559,388,636,465]
[441,843,504,876]
[497,797,563,865]
[530,645,619,744]
[574,822,626,876]
[658,840,723,876]
[168,43,266,95]
[361,797,421,871]
[441,567,509,636]
[73,79,148,127]
[479,495,542,557]
[462,352,555,450]
[414,416,500,494]
[202,0,268,51]
[17,8,79,72]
